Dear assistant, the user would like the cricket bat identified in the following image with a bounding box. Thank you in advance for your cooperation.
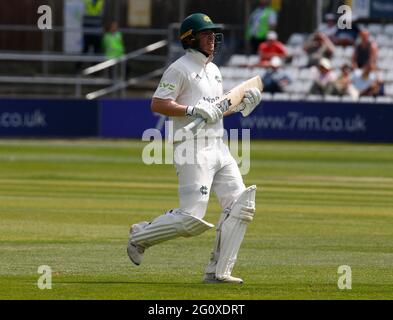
[182,75,263,134]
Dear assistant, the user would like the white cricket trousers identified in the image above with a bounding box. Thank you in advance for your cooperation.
[174,138,246,219]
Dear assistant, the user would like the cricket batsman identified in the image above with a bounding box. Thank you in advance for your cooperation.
[127,13,262,284]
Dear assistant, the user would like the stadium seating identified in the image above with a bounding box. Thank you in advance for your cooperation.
[376,96,393,103]
[306,95,323,101]
[368,23,383,36]
[384,24,393,36]
[288,93,304,101]
[341,95,356,103]
[324,95,341,102]
[224,23,393,103]
[359,96,376,103]
[287,33,308,46]
[261,92,272,100]
[272,92,290,101]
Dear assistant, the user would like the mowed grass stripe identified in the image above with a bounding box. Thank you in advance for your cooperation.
[259,177,393,188]
[0,178,177,189]
[0,188,176,201]
[3,185,393,204]
[2,187,391,209]
[0,138,148,148]
[259,204,393,217]
[0,153,142,164]
[3,176,393,192]
[262,193,393,207]
[263,185,393,197]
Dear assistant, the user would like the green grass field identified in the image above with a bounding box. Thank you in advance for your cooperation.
[0,139,393,300]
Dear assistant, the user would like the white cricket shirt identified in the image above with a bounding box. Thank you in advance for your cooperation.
[153,49,224,141]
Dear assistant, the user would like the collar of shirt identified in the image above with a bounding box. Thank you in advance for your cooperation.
[186,49,212,66]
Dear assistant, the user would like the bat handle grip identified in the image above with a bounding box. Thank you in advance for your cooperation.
[182,117,206,133]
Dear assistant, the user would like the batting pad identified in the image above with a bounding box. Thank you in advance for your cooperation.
[131,209,214,248]
[215,185,256,279]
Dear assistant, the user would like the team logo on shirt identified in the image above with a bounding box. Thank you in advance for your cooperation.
[200,185,208,195]
[194,73,202,81]
[215,75,222,83]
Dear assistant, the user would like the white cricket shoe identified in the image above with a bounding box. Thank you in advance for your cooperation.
[203,273,244,284]
[127,222,148,266]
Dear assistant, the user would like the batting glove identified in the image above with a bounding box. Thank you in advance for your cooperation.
[186,100,223,124]
[235,88,262,117]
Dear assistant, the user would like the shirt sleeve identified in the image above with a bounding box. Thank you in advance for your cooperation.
[276,42,288,55]
[153,66,184,101]
[269,10,277,26]
[258,43,267,55]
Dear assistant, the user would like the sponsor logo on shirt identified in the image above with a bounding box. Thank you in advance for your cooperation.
[203,96,220,104]
[159,82,176,90]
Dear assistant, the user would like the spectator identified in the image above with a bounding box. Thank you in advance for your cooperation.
[82,0,106,55]
[246,0,278,53]
[262,56,291,93]
[334,15,360,46]
[332,64,359,100]
[318,13,338,41]
[352,29,378,71]
[102,21,125,60]
[77,0,106,71]
[303,32,335,68]
[257,31,288,67]
[351,64,383,97]
[309,58,337,95]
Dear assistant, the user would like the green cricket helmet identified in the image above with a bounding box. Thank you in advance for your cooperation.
[179,13,224,53]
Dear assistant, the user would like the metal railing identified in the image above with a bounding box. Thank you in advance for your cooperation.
[79,39,168,99]
[0,52,109,93]
[0,23,244,98]
[0,24,169,98]
[0,48,166,98]
[0,52,105,62]
[86,68,166,100]
[82,40,167,76]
